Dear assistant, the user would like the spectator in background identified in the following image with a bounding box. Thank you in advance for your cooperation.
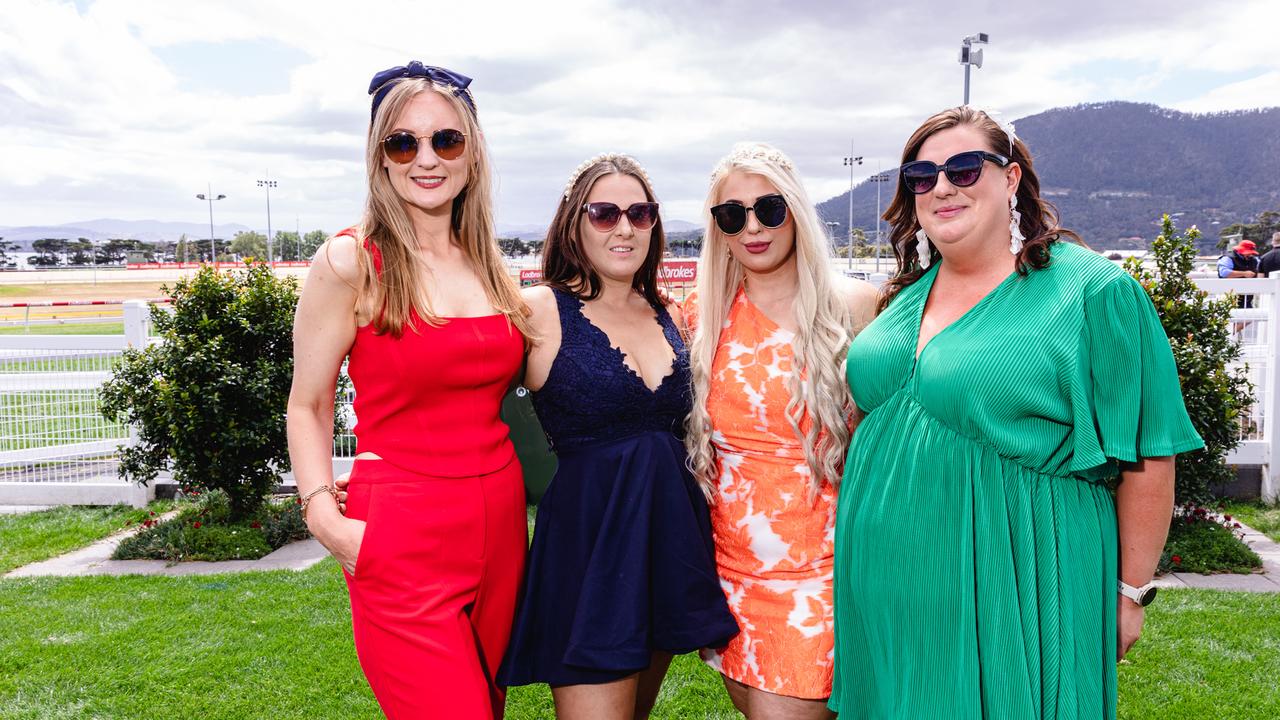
[1257,233,1280,276]
[1217,239,1261,278]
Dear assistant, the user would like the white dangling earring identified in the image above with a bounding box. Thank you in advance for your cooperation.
[915,228,932,269]
[1009,194,1025,255]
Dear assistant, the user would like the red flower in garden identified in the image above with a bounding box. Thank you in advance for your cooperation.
[250,521,262,529]
[1172,555,1182,564]
[1223,514,1232,521]
[193,521,202,529]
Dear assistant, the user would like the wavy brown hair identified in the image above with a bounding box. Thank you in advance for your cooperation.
[879,106,1080,312]
[542,155,666,309]
[354,78,532,340]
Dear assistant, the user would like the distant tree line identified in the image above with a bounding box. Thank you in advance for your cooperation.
[8,230,331,268]
[1218,207,1279,254]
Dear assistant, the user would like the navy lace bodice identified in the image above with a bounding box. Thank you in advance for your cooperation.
[531,288,692,453]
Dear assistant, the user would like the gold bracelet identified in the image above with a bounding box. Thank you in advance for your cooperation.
[299,484,338,519]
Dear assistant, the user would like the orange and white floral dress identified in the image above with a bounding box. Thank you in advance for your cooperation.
[685,287,837,700]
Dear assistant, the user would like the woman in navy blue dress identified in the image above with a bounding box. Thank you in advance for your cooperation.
[498,153,738,718]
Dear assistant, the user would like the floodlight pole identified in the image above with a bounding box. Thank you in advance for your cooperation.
[843,150,863,269]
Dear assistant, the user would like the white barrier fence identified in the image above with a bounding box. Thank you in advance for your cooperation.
[1193,276,1279,502]
[0,275,1275,507]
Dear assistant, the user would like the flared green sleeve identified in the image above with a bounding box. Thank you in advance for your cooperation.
[1069,274,1205,480]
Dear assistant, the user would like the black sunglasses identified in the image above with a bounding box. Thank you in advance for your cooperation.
[900,150,1010,194]
[581,202,660,232]
[381,129,467,164]
[709,194,788,235]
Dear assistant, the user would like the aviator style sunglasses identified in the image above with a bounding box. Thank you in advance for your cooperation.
[581,202,660,232]
[381,129,468,164]
[899,150,1010,194]
[709,194,789,235]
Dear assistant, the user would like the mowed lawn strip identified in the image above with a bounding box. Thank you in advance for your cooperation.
[0,561,1277,719]
[0,502,173,574]
[1117,589,1280,719]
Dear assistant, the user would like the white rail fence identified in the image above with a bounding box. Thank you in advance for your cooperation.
[1193,276,1279,502]
[0,300,356,507]
[0,276,1275,508]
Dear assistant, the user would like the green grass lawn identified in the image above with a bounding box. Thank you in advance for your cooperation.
[0,322,125,335]
[0,557,1275,719]
[0,502,173,574]
[1223,501,1280,543]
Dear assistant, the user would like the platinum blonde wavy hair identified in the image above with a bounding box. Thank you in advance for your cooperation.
[685,142,854,498]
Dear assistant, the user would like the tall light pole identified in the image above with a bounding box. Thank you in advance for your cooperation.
[870,166,893,272]
[843,151,862,269]
[257,174,277,264]
[960,33,989,105]
[196,183,226,263]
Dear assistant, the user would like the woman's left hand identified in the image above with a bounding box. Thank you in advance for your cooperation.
[1117,598,1145,660]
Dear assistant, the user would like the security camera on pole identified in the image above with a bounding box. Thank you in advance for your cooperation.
[959,33,989,105]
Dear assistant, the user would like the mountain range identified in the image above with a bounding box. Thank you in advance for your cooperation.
[817,101,1280,251]
[6,103,1276,253]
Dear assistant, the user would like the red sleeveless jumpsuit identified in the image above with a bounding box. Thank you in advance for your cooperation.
[339,233,527,719]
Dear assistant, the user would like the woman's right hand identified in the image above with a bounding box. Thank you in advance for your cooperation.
[318,515,365,575]
[334,471,350,514]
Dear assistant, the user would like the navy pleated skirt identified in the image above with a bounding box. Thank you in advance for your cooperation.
[498,431,738,687]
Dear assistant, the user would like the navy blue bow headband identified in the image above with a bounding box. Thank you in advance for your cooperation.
[368,61,475,121]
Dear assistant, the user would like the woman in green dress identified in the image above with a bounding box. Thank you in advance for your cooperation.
[829,107,1203,719]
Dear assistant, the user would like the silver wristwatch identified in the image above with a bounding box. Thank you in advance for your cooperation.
[1118,579,1158,607]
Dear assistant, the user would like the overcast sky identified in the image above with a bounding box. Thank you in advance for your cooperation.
[2,0,1278,235]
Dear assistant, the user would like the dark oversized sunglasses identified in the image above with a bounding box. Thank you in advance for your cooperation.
[900,150,1010,194]
[381,129,467,164]
[709,194,788,235]
[581,202,660,232]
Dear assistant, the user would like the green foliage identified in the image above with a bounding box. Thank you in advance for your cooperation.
[1158,504,1262,574]
[1124,215,1253,503]
[1222,501,1280,543]
[1218,209,1279,252]
[113,490,309,561]
[229,230,268,259]
[100,263,312,520]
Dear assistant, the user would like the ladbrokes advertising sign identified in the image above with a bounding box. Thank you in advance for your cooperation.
[517,260,697,286]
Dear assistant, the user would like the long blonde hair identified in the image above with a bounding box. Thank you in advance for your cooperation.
[356,78,531,339]
[685,142,854,496]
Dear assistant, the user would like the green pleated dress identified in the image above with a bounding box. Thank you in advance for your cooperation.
[830,242,1203,719]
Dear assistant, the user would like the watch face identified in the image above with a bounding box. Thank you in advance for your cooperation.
[1138,587,1158,607]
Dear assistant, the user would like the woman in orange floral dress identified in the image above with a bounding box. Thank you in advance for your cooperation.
[683,142,877,717]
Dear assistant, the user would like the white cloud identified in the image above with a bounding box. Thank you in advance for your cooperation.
[0,0,1277,235]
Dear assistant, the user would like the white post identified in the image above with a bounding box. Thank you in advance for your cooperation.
[1263,276,1279,503]
[122,299,149,349]
[121,299,154,506]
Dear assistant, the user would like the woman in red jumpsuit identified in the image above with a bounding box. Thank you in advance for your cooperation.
[286,62,533,719]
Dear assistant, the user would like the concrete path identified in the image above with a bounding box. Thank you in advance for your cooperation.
[0,505,53,515]
[1152,519,1280,593]
[3,516,330,578]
